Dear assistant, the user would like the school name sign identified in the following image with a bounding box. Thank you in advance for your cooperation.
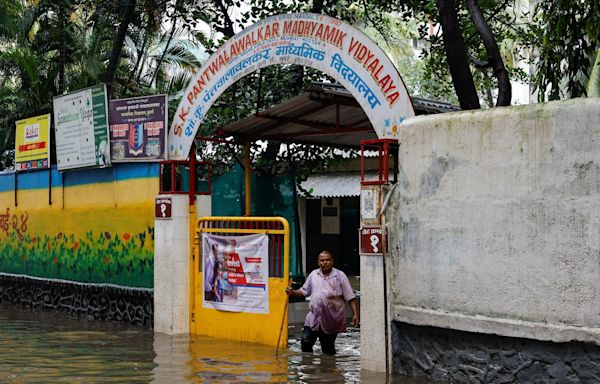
[169,12,414,160]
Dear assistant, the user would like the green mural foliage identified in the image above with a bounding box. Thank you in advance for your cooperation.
[0,227,154,288]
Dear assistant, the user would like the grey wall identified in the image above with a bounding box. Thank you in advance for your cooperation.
[388,98,600,344]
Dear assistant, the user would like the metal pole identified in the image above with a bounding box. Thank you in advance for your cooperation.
[244,141,251,216]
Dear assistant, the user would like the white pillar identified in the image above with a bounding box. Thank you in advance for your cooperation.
[154,194,191,335]
[359,184,388,373]
[360,255,387,372]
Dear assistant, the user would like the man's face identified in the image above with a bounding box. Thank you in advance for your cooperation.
[318,253,333,274]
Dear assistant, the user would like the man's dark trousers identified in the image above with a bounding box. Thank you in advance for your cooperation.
[301,326,337,355]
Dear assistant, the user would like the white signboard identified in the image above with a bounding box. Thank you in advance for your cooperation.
[202,233,269,314]
[53,84,110,170]
[168,12,415,160]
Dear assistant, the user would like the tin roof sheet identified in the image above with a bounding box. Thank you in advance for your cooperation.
[215,82,459,149]
[298,171,380,198]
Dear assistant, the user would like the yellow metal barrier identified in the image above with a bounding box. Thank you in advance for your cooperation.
[192,216,290,349]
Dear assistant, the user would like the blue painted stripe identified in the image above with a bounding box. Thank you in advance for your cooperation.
[0,163,159,192]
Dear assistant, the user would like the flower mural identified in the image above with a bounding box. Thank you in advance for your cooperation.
[0,228,154,288]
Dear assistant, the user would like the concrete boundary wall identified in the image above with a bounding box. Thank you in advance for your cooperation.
[388,98,600,344]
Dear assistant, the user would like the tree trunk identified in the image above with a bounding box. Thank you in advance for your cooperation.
[465,0,511,106]
[437,0,480,109]
[150,14,178,87]
[103,0,137,96]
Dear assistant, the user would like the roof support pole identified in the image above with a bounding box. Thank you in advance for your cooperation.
[244,141,252,216]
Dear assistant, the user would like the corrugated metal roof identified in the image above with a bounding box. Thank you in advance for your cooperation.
[215,82,459,149]
[298,171,380,198]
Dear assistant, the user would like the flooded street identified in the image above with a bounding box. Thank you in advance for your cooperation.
[0,304,432,383]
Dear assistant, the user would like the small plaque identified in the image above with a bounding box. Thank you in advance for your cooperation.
[360,186,380,222]
[359,226,385,255]
[155,197,172,219]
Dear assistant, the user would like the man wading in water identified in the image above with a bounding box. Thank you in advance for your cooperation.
[286,250,359,355]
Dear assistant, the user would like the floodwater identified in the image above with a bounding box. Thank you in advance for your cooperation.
[0,304,433,383]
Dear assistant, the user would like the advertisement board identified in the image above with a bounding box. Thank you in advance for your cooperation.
[14,114,51,171]
[53,84,110,170]
[202,233,269,314]
[109,94,167,161]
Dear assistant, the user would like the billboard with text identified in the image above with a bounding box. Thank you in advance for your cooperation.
[109,94,167,161]
[14,114,50,171]
[53,84,110,170]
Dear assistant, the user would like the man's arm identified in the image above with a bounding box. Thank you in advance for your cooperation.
[285,287,305,297]
[348,298,359,327]
[286,272,312,297]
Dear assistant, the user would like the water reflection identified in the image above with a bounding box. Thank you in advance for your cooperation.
[0,305,433,383]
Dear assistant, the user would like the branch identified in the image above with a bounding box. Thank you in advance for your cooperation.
[360,0,392,48]
[149,1,181,87]
[467,52,490,69]
[466,0,511,106]
[212,0,235,38]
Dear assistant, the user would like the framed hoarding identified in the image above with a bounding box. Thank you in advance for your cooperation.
[109,94,167,161]
[202,233,269,314]
[14,114,51,171]
[53,84,110,171]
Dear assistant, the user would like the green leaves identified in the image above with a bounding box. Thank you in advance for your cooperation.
[530,0,600,101]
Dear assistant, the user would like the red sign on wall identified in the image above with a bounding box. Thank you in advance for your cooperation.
[359,226,385,255]
[155,197,172,219]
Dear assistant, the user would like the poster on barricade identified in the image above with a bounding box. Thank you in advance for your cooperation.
[202,233,269,314]
[14,114,51,171]
[108,95,167,161]
[53,84,110,170]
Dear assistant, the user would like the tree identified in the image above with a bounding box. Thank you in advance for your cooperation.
[0,0,207,170]
[530,0,600,101]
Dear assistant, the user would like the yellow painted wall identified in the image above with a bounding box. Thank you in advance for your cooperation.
[0,164,158,287]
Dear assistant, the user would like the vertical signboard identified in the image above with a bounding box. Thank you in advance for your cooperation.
[14,114,51,171]
[53,84,110,170]
[109,95,167,161]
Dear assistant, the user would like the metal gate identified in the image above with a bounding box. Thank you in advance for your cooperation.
[192,216,290,348]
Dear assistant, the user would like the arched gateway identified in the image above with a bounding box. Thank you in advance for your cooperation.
[157,13,414,376]
[168,12,415,159]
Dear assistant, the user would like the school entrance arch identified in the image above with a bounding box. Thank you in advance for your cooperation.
[157,12,415,375]
[168,12,415,160]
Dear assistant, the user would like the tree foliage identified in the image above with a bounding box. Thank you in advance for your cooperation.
[530,0,600,101]
[1,0,598,172]
[0,0,206,170]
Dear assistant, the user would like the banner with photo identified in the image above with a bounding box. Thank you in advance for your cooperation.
[109,95,167,161]
[202,233,269,314]
[14,114,51,171]
[53,84,110,170]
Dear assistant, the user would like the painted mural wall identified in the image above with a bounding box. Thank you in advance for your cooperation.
[0,163,158,288]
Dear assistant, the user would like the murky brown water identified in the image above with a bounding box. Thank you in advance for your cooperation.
[0,304,433,383]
